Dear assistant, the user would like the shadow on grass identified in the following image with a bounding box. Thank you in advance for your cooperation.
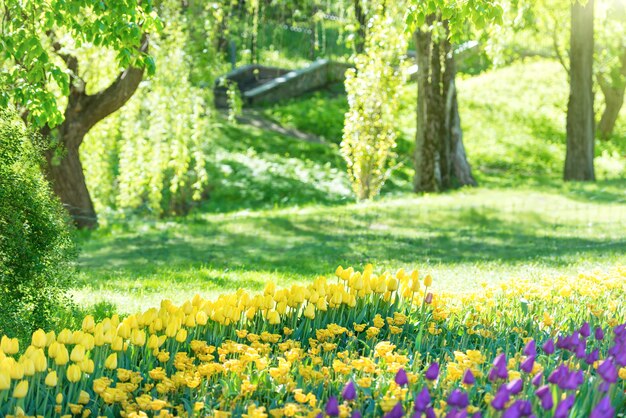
[77,202,626,289]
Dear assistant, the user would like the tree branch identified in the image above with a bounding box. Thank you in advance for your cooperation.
[80,35,149,132]
[551,15,569,75]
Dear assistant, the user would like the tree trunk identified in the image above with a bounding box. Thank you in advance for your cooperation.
[413,17,476,193]
[597,50,626,140]
[44,35,149,228]
[45,135,96,229]
[354,0,367,54]
[564,0,595,181]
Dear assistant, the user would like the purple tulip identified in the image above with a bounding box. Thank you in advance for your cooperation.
[352,412,362,418]
[425,408,436,418]
[559,370,584,390]
[556,336,568,350]
[542,339,555,355]
[471,413,482,418]
[506,379,523,395]
[326,397,340,416]
[446,409,468,418]
[548,364,568,385]
[531,372,543,386]
[316,414,323,418]
[414,387,431,412]
[491,385,510,411]
[554,394,575,418]
[395,368,409,386]
[462,369,475,385]
[597,359,618,383]
[447,389,469,409]
[590,396,615,418]
[502,403,522,418]
[595,327,604,340]
[523,340,536,356]
[586,349,599,365]
[384,402,404,418]
[535,385,553,410]
[520,356,535,373]
[580,322,591,338]
[425,362,440,380]
[516,400,533,416]
[613,323,626,338]
[615,347,626,367]
[489,353,508,381]
[342,380,357,401]
[574,343,586,359]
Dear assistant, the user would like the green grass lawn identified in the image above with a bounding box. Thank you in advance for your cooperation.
[74,59,626,313]
[74,186,626,313]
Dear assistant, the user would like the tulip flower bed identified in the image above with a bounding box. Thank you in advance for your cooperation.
[1,265,626,417]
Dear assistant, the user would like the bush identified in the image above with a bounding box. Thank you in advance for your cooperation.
[0,109,76,339]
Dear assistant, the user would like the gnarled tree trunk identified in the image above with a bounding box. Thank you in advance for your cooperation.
[413,18,476,193]
[44,36,149,228]
[564,0,595,181]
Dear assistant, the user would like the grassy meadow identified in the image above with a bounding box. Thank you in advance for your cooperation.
[75,60,626,313]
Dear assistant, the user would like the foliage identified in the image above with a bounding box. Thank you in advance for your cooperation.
[262,86,348,143]
[1,265,626,415]
[0,0,161,127]
[341,6,406,200]
[405,0,504,41]
[81,2,219,217]
[0,109,75,340]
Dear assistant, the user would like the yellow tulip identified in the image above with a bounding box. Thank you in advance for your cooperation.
[55,345,69,366]
[196,310,208,325]
[80,359,95,374]
[304,304,315,320]
[111,336,123,351]
[264,282,276,297]
[32,349,47,372]
[21,358,35,376]
[45,371,58,387]
[1,336,19,355]
[175,329,188,343]
[67,364,82,383]
[267,310,280,325]
[335,265,344,277]
[45,331,56,346]
[78,390,90,405]
[12,380,28,398]
[81,334,95,350]
[386,277,399,292]
[32,329,47,348]
[104,353,117,370]
[117,323,131,339]
[0,370,10,390]
[82,315,95,332]
[70,344,86,363]
[131,329,146,346]
[57,329,73,345]
[424,274,433,287]
[9,361,24,379]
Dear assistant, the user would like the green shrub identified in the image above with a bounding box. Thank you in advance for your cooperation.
[0,109,76,339]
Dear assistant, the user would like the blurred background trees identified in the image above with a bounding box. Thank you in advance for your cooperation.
[1,0,624,228]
